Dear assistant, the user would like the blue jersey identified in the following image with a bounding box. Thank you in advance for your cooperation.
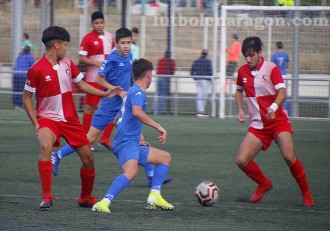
[271,51,289,75]
[97,49,132,116]
[113,84,146,149]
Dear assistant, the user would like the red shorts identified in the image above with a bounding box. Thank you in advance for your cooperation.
[38,118,89,148]
[248,120,294,151]
[85,82,103,106]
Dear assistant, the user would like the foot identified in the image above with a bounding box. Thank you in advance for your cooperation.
[39,195,54,211]
[197,113,209,118]
[91,200,111,213]
[89,144,97,152]
[78,195,98,208]
[302,190,315,207]
[148,175,173,187]
[250,180,273,203]
[98,139,113,151]
[51,151,61,176]
[146,192,174,210]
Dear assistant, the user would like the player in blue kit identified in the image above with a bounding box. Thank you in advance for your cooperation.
[51,28,172,186]
[92,58,174,213]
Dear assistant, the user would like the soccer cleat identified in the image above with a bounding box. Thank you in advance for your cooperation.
[148,175,173,187]
[89,144,97,152]
[302,190,315,207]
[39,196,54,211]
[98,139,113,151]
[250,180,273,203]
[146,192,174,210]
[91,200,111,213]
[51,151,61,176]
[78,195,98,208]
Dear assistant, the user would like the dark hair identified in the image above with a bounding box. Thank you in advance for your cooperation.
[165,50,171,58]
[132,27,139,34]
[201,49,208,57]
[115,28,132,43]
[22,46,31,54]
[42,26,70,48]
[276,41,283,49]
[23,33,29,40]
[242,36,263,54]
[132,58,153,81]
[233,34,239,40]
[91,11,104,22]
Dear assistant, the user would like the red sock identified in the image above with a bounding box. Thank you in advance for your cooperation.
[289,159,310,194]
[38,161,52,197]
[82,113,93,133]
[80,166,95,199]
[241,161,270,185]
[100,122,114,141]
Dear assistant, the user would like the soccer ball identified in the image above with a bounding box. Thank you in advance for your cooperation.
[195,181,219,206]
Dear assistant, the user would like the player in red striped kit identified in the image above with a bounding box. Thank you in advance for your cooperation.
[79,11,115,150]
[23,26,122,211]
[235,36,314,207]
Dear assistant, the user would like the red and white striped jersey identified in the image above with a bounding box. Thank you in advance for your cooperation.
[236,59,289,129]
[79,30,114,82]
[24,55,83,122]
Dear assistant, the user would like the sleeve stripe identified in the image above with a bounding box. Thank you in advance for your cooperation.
[24,85,36,93]
[236,85,243,90]
[72,73,84,83]
[274,83,286,90]
[79,50,88,56]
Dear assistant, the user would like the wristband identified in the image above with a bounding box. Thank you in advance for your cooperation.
[270,103,278,112]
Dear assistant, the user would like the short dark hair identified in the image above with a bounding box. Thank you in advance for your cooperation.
[132,27,139,34]
[276,41,283,49]
[22,46,31,54]
[201,49,208,56]
[115,28,132,43]
[23,33,29,40]
[132,58,153,81]
[233,34,239,40]
[42,26,70,48]
[242,36,263,54]
[91,11,104,22]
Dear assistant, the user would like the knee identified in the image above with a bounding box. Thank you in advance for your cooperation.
[125,168,138,181]
[163,151,172,165]
[236,155,248,168]
[81,153,94,168]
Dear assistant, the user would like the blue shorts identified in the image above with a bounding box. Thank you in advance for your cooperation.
[113,142,149,167]
[91,112,116,131]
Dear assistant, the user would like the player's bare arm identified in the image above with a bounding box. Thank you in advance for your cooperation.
[132,105,167,144]
[75,80,122,98]
[79,55,102,67]
[23,90,39,135]
[140,134,151,146]
[266,88,287,119]
[235,89,246,123]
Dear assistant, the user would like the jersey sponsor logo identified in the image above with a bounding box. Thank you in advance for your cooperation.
[118,62,124,67]
[262,75,267,82]
[45,75,51,82]
[136,92,142,95]
[93,41,99,46]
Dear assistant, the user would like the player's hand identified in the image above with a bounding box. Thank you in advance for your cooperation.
[140,140,151,146]
[266,108,275,119]
[104,86,123,98]
[119,91,127,99]
[157,126,167,144]
[237,110,246,123]
[34,123,40,138]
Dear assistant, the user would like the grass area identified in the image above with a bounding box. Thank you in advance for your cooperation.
[0,109,330,230]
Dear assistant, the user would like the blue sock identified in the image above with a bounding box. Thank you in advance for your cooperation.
[57,144,75,159]
[151,164,169,192]
[104,174,130,202]
[144,164,154,181]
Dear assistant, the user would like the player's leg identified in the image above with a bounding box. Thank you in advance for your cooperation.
[144,163,172,187]
[51,144,75,176]
[276,132,314,207]
[236,132,272,203]
[98,122,114,150]
[75,144,98,208]
[92,146,139,213]
[37,126,57,210]
[145,147,174,210]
